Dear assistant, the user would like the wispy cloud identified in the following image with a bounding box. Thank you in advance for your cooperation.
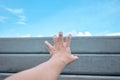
[0,16,7,23]
[5,7,24,14]
[4,7,26,25]
[17,15,26,25]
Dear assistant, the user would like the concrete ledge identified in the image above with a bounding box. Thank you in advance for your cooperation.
[0,73,120,80]
[59,75,120,80]
[0,54,120,75]
[0,37,120,53]
[0,73,11,80]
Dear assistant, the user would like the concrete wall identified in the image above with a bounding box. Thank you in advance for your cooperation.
[0,37,120,80]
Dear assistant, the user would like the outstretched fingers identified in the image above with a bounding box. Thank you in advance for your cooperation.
[53,35,58,46]
[59,32,64,44]
[66,34,72,48]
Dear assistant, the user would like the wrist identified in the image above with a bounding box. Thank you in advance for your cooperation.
[49,54,70,66]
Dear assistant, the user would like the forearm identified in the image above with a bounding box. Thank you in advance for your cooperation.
[5,57,66,80]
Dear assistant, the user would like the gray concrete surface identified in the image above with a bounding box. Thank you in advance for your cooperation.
[0,37,120,80]
[0,37,120,53]
[0,73,120,80]
[0,54,120,75]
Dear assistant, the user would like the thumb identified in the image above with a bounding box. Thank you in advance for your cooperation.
[71,55,79,61]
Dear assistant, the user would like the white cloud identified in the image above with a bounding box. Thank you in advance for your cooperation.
[17,15,26,25]
[77,32,92,36]
[0,16,7,22]
[4,7,27,24]
[17,21,26,25]
[37,35,43,37]
[66,30,92,36]
[106,32,120,36]
[5,7,23,14]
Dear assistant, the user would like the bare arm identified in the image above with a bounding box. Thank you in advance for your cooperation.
[5,32,78,80]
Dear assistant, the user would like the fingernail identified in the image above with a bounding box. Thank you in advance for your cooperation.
[69,34,72,37]
[59,32,63,35]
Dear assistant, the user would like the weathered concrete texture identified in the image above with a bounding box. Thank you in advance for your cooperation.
[0,37,120,53]
[0,54,120,75]
[0,54,50,73]
[59,75,120,80]
[0,73,120,80]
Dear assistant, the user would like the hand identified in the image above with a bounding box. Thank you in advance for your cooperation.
[45,32,78,65]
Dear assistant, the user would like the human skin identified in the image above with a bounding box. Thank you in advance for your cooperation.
[5,32,79,80]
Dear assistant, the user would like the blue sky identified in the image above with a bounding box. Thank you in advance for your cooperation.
[0,0,120,37]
